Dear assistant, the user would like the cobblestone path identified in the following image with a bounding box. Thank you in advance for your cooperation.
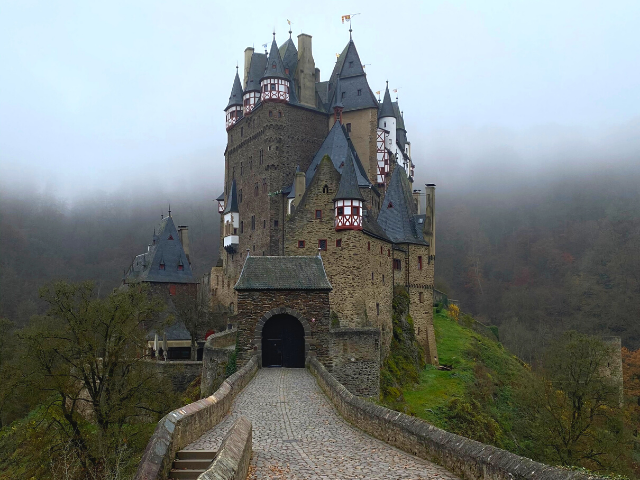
[186,368,459,479]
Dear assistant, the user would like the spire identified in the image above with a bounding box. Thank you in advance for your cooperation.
[262,35,288,80]
[223,179,239,214]
[225,69,244,110]
[334,150,364,201]
[379,81,395,119]
[332,75,344,110]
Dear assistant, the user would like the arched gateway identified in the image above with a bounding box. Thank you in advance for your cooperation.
[234,256,332,368]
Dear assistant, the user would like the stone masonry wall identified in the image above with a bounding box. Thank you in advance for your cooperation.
[235,290,331,367]
[309,357,609,480]
[328,328,380,397]
[284,156,395,357]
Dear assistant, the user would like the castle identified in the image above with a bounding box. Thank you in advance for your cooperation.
[210,28,439,374]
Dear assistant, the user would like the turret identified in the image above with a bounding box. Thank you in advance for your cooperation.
[260,34,290,103]
[225,68,244,130]
[243,51,267,115]
[223,179,240,253]
[334,152,364,231]
[216,191,225,213]
[378,82,396,157]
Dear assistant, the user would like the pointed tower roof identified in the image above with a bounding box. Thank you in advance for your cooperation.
[124,215,196,284]
[245,52,267,92]
[279,38,298,76]
[305,121,371,188]
[225,69,244,110]
[379,82,395,119]
[377,167,428,245]
[262,36,288,80]
[223,179,239,214]
[331,75,344,109]
[334,148,364,201]
[393,102,405,130]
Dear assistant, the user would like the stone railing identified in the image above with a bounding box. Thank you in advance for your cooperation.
[308,356,608,480]
[197,416,252,480]
[135,355,258,480]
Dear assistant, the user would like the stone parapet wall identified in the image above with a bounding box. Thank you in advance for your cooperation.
[328,328,380,397]
[207,328,237,349]
[308,357,608,480]
[201,346,235,398]
[198,416,252,480]
[145,360,202,392]
[135,356,258,480]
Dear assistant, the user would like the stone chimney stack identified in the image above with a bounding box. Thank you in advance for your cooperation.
[315,67,320,82]
[413,189,422,215]
[178,225,190,264]
[243,47,254,88]
[294,169,306,206]
[424,184,436,257]
[296,34,316,107]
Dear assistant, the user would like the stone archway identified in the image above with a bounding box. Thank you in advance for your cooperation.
[253,307,311,368]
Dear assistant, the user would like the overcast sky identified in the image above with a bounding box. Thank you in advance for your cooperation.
[1,0,639,201]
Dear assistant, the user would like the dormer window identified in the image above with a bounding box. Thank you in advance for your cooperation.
[168,234,174,240]
[159,262,165,270]
[387,202,393,208]
[341,91,346,99]
[357,89,362,96]
[285,68,289,75]
[349,61,354,68]
[272,62,276,69]
[178,264,184,271]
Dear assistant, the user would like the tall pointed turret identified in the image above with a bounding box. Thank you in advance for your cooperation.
[260,34,290,103]
[378,81,397,164]
[225,68,244,130]
[334,149,364,231]
[243,52,267,114]
[223,179,240,253]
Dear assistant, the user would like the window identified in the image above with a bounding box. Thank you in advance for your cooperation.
[393,259,402,270]
[169,284,176,296]
[285,68,289,75]
[259,149,264,165]
[341,91,346,99]
[240,162,243,175]
[315,210,322,219]
[178,264,184,271]
[168,234,174,240]
[298,240,305,248]
[387,202,393,208]
[239,189,243,203]
[337,206,344,216]
[349,61,354,68]
[263,219,266,229]
[229,302,235,314]
[270,83,276,91]
[240,221,244,233]
[318,239,327,251]
[241,126,244,137]
[274,220,279,227]
[269,110,273,117]
[419,292,424,303]
[272,62,276,69]
[376,303,380,315]
[336,239,342,247]
[278,111,282,118]
[251,215,255,230]
[382,274,385,285]
[254,183,259,196]
[418,256,423,270]
[346,123,351,133]
[357,89,362,96]
[380,246,383,254]
[322,184,329,193]
[159,262,165,270]
[388,249,391,257]
[371,272,374,281]
[353,206,360,216]
[262,180,267,193]
[368,241,370,250]
[384,121,387,128]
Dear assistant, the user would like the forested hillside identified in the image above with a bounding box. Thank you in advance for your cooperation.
[435,169,640,361]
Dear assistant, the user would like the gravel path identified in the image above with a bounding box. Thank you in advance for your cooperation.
[186,368,459,480]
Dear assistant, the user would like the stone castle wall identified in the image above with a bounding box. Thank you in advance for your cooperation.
[328,328,380,397]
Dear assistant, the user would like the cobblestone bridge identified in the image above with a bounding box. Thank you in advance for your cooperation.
[185,368,459,480]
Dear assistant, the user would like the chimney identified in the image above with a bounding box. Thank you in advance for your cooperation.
[315,67,320,82]
[413,189,422,215]
[424,184,436,257]
[178,225,190,264]
[296,34,316,107]
[294,169,306,206]
[243,47,254,89]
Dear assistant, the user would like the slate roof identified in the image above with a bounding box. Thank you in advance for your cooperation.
[305,121,371,188]
[331,75,344,110]
[362,212,392,242]
[393,101,405,130]
[235,256,332,291]
[124,216,197,284]
[225,70,244,110]
[223,179,239,214]
[262,37,288,81]
[334,148,364,201]
[377,167,428,245]
[216,191,225,202]
[325,39,378,112]
[245,52,267,92]
[379,83,395,119]
[316,81,330,107]
[279,37,298,76]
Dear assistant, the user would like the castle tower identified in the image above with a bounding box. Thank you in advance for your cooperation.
[225,68,244,130]
[334,150,364,231]
[260,34,290,103]
[378,82,396,158]
[243,51,267,115]
[223,179,240,253]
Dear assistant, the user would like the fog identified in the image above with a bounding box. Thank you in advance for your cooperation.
[1,0,639,203]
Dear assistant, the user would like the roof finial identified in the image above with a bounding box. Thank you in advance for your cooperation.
[161,210,163,219]
[287,19,292,38]
[236,62,239,72]
[168,203,171,218]
[273,28,276,39]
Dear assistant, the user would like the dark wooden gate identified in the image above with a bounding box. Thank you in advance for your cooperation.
[262,314,305,368]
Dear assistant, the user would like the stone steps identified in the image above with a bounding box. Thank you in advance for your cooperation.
[169,450,216,480]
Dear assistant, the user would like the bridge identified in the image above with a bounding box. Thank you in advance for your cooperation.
[136,355,608,480]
